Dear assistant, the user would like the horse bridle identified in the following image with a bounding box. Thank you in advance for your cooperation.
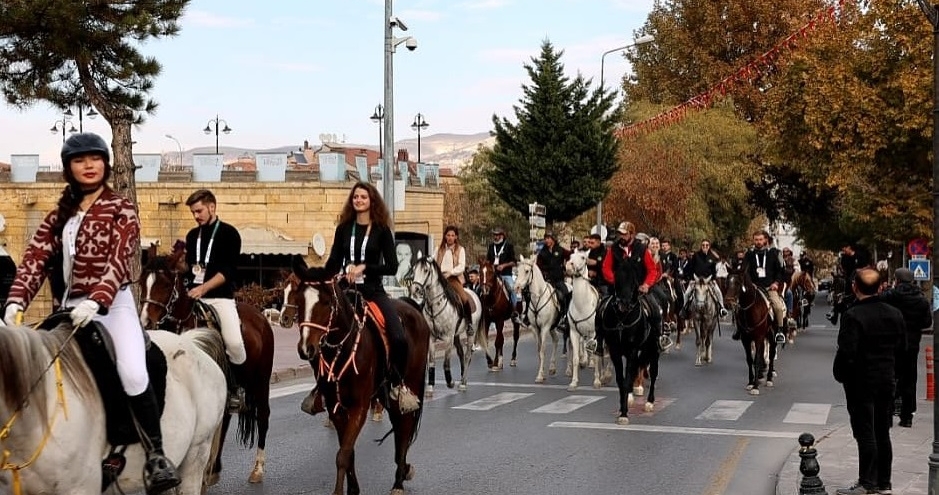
[516,261,557,319]
[141,269,189,330]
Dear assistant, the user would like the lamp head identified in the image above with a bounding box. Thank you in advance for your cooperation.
[634,34,655,45]
[222,124,232,134]
[203,125,212,135]
[85,107,98,119]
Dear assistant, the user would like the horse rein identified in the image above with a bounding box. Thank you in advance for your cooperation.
[517,264,558,322]
[141,269,193,331]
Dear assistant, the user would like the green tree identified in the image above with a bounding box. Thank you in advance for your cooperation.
[0,0,188,205]
[489,40,618,224]
[456,147,529,256]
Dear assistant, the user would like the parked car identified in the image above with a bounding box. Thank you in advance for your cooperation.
[817,277,832,292]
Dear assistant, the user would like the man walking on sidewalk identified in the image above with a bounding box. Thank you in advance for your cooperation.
[880,267,932,428]
[833,268,906,495]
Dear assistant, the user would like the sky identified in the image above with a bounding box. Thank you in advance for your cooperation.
[0,0,656,166]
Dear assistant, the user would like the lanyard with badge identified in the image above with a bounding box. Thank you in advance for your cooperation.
[755,250,767,279]
[193,220,220,285]
[492,242,505,265]
[348,223,371,284]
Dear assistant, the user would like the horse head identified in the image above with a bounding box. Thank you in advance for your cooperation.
[612,259,640,308]
[139,250,190,331]
[406,251,441,304]
[692,275,714,312]
[565,250,589,278]
[289,259,346,361]
[514,255,539,296]
[478,258,498,297]
[279,273,301,328]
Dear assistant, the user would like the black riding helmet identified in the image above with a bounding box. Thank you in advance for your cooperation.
[61,132,111,185]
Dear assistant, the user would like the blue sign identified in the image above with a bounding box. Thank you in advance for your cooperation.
[909,259,931,281]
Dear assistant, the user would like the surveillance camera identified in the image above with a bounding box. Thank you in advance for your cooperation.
[391,16,408,31]
[405,37,417,51]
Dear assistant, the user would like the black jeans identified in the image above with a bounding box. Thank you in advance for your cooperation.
[896,334,921,421]
[844,382,894,489]
[370,291,408,382]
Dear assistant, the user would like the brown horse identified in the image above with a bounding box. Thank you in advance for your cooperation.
[476,258,522,370]
[288,264,430,495]
[725,273,778,395]
[138,250,274,485]
[790,271,816,333]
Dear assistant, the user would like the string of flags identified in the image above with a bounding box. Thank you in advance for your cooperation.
[619,0,846,138]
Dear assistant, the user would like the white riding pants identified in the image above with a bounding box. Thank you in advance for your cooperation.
[202,297,246,365]
[767,289,787,329]
[68,287,149,396]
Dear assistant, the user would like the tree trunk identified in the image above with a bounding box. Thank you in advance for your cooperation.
[109,111,142,296]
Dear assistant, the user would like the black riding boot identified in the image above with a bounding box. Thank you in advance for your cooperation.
[462,300,475,336]
[389,340,420,413]
[128,385,181,495]
[731,326,742,341]
[557,295,571,333]
[227,362,246,414]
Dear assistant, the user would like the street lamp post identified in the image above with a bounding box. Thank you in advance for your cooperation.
[913,3,939,493]
[49,116,76,143]
[202,114,232,155]
[384,0,418,228]
[596,34,655,237]
[370,104,384,159]
[165,134,183,167]
[411,113,429,163]
[65,102,98,133]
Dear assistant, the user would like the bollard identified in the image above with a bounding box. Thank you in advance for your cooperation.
[927,346,935,401]
[798,433,828,495]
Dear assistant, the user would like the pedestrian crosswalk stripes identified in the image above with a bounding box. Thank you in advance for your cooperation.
[696,400,753,421]
[530,395,604,414]
[782,403,831,424]
[453,392,533,411]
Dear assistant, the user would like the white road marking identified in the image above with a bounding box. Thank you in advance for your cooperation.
[696,400,753,421]
[466,381,620,393]
[549,421,796,439]
[453,392,533,411]
[783,403,831,425]
[531,395,604,414]
[272,383,314,399]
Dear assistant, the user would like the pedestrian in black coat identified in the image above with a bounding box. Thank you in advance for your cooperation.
[880,267,932,427]
[832,268,906,495]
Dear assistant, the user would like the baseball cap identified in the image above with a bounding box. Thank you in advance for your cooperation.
[616,222,635,235]
[491,227,505,235]
[895,267,915,283]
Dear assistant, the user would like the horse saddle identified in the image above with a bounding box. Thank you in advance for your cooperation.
[361,300,392,368]
[752,286,776,322]
[36,312,168,447]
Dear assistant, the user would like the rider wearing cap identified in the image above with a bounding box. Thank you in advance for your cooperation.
[486,227,518,319]
[591,221,664,356]
[536,231,571,332]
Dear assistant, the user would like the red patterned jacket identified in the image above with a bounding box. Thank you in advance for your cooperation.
[7,188,139,312]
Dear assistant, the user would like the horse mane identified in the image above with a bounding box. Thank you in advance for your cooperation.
[0,324,95,418]
[415,256,463,310]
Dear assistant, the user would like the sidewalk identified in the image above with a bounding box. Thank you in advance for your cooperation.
[776,398,934,495]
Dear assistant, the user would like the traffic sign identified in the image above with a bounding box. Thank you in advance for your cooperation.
[909,259,931,281]
[908,238,929,257]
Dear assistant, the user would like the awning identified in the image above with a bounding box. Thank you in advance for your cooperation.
[240,226,308,256]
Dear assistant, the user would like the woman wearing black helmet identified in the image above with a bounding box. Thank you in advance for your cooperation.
[1,132,181,493]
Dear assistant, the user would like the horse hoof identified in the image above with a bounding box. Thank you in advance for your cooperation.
[372,412,383,422]
[787,338,794,344]
[535,376,545,384]
[567,384,577,392]
[695,360,703,367]
[205,472,220,486]
[510,359,517,367]
[766,380,774,388]
[248,469,263,484]
[674,343,682,351]
[616,416,630,425]
[426,388,434,398]
[749,388,761,396]
[458,384,467,392]
[644,402,654,413]
[406,464,415,480]
[390,489,405,495]
[549,369,557,376]
[633,386,644,396]
[745,384,754,391]
[627,393,635,408]
[447,382,455,389]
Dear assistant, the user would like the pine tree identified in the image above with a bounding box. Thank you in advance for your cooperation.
[489,40,618,224]
[0,0,189,204]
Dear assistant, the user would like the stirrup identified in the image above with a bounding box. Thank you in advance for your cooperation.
[584,338,598,354]
[390,385,421,413]
[658,334,673,352]
[731,328,741,341]
[775,332,787,344]
[143,454,181,495]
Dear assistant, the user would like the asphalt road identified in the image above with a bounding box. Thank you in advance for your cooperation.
[190,294,843,495]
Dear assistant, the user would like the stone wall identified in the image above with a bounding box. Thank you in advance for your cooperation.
[1,180,444,319]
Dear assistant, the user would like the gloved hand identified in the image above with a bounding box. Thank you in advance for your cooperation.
[70,300,100,328]
[2,303,23,326]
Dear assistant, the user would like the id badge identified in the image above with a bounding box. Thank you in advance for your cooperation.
[494,256,500,266]
[193,272,205,285]
[756,267,766,278]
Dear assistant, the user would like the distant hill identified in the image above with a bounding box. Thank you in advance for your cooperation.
[170,132,493,172]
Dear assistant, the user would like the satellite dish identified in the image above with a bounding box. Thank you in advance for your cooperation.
[590,224,608,241]
[312,233,326,256]
[0,214,5,233]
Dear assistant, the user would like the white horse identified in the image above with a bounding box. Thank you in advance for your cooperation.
[0,322,226,495]
[690,275,719,366]
[406,252,483,396]
[515,255,562,383]
[564,250,603,390]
